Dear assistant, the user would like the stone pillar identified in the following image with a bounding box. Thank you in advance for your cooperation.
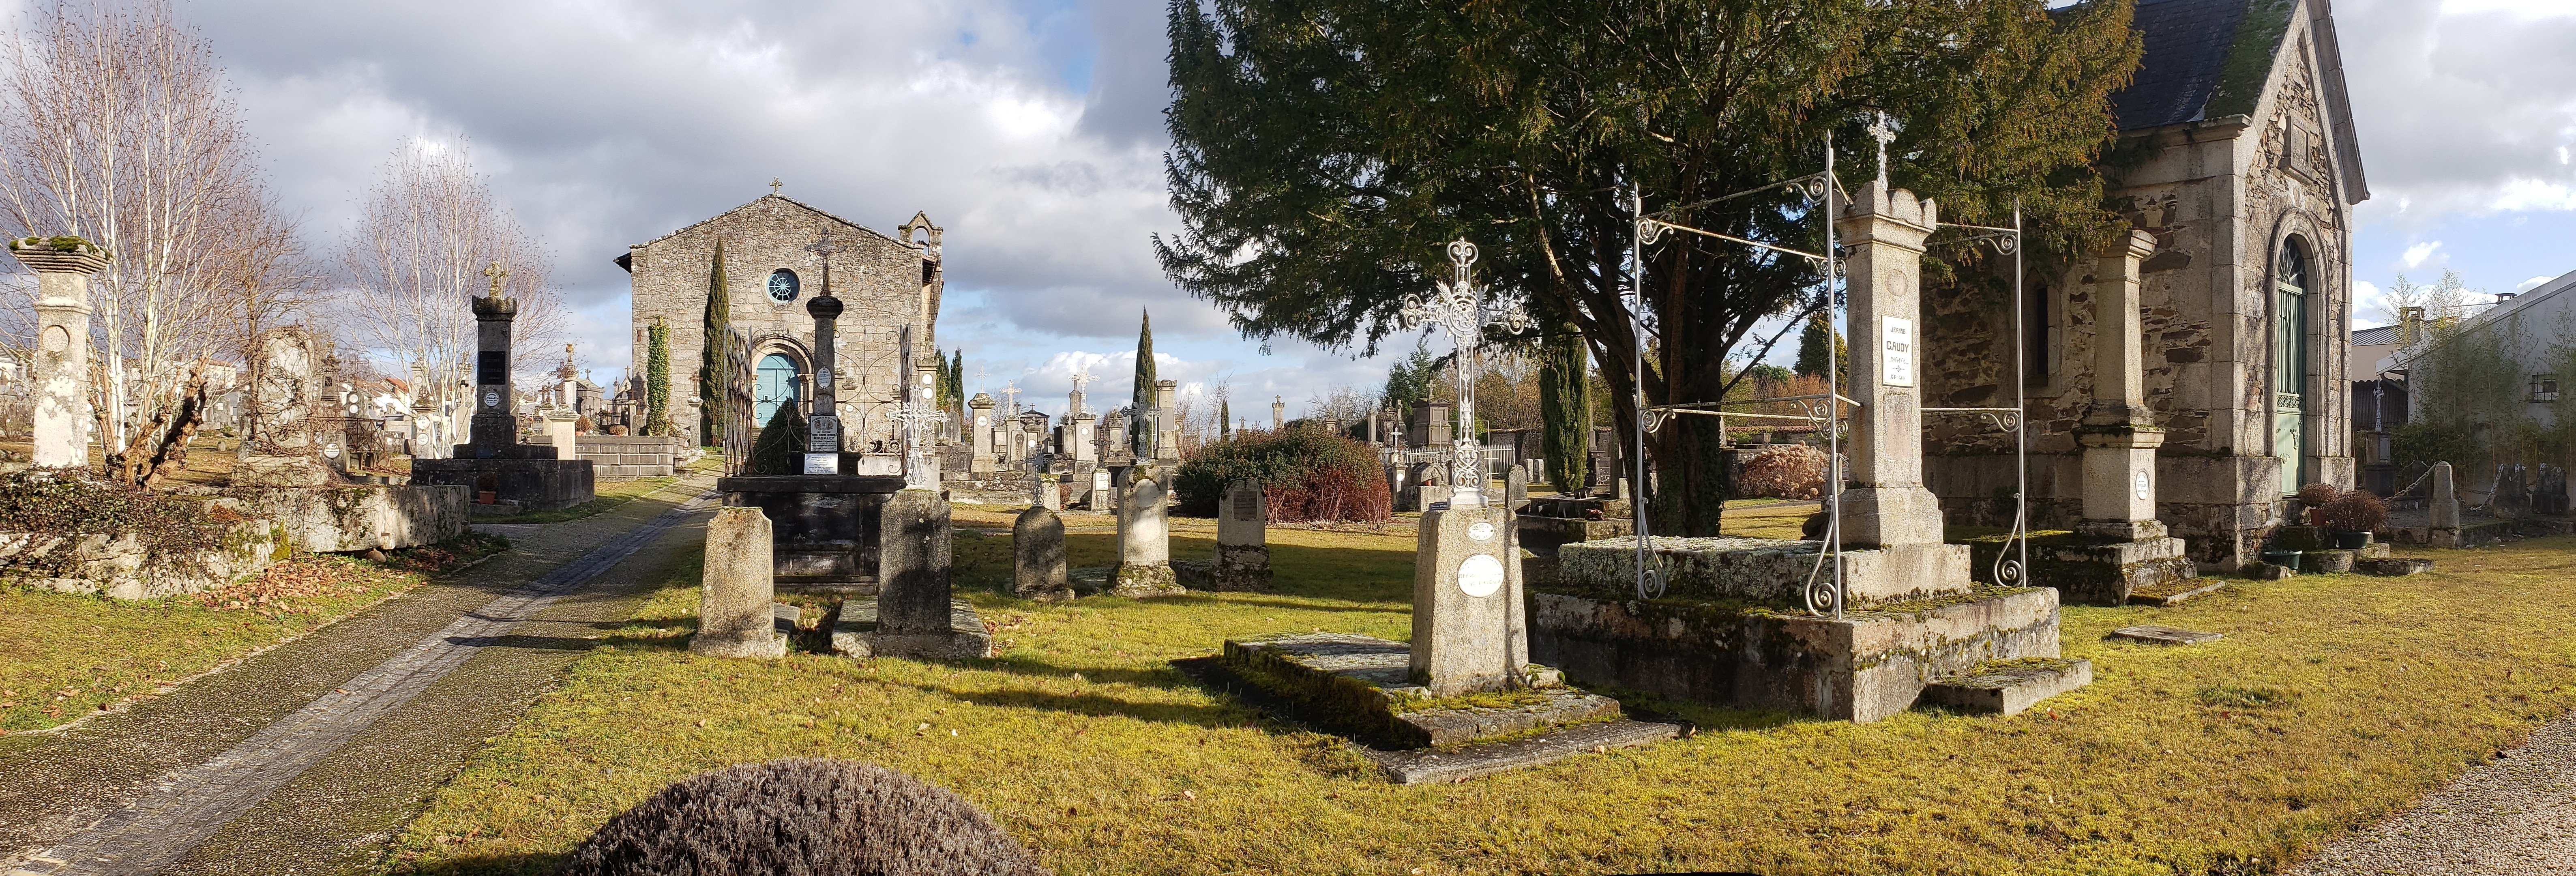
[1156,379,1182,459]
[1070,412,1098,464]
[1212,479,1272,591]
[1409,505,1526,696]
[1272,397,1285,430]
[2076,230,2169,541]
[805,292,845,471]
[968,393,997,474]
[9,241,108,468]
[1013,506,1072,601]
[1832,179,1943,548]
[544,410,579,456]
[1112,465,1184,597]
[692,507,785,659]
[2430,462,2460,548]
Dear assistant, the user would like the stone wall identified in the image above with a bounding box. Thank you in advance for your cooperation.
[625,195,943,448]
[212,485,470,553]
[534,434,692,481]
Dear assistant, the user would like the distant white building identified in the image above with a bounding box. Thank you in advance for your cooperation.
[2388,271,2576,431]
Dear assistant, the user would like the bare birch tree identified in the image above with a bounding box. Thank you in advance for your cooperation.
[339,137,562,457]
[0,0,264,453]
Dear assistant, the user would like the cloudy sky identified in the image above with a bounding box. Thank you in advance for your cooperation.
[21,0,2576,418]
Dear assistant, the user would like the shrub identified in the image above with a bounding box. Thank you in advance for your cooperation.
[561,759,1047,876]
[1737,444,1826,500]
[1174,428,1390,523]
[2295,482,2341,510]
[746,403,809,475]
[2322,490,2388,532]
[0,469,220,550]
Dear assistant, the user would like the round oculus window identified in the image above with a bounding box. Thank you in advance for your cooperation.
[767,268,800,303]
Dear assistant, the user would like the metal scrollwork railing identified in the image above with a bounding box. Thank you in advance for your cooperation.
[1922,406,2023,433]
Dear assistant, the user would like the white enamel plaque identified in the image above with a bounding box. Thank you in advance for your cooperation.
[1468,521,1495,541]
[1881,317,1915,387]
[805,453,840,475]
[483,391,500,408]
[2134,470,2151,500]
[816,367,833,388]
[1456,554,1505,597]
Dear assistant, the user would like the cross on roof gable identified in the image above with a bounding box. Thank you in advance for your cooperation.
[618,194,923,270]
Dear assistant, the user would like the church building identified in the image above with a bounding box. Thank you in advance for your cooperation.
[619,193,944,448]
[1921,0,2368,571]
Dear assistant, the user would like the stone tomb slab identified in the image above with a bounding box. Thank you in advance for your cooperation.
[2356,557,2434,576]
[1218,633,1652,754]
[1920,658,2093,716]
[2107,625,2222,645]
[1559,536,1970,609]
[831,598,993,661]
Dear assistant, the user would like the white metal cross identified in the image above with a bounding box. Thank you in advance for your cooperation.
[888,371,949,489]
[1001,380,1019,414]
[1398,238,1531,507]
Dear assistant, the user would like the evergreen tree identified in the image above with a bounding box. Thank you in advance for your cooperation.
[643,317,674,436]
[1381,343,1439,411]
[698,238,733,447]
[1538,325,1591,494]
[1160,0,2141,535]
[1133,309,1157,409]
[1792,312,1847,382]
[1220,399,1231,440]
[747,399,809,475]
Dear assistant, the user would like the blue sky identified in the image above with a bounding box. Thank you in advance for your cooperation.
[9,0,2571,419]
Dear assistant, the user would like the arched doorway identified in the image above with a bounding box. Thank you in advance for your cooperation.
[755,353,802,426]
[2274,239,2311,497]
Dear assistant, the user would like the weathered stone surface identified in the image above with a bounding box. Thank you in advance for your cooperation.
[2126,578,2229,606]
[720,474,904,591]
[412,456,594,512]
[1012,506,1072,601]
[1112,466,1184,597]
[0,516,283,600]
[2107,625,2221,645]
[2304,548,2356,573]
[1219,633,1604,749]
[215,485,469,553]
[1963,530,2195,605]
[831,597,992,660]
[877,489,954,634]
[1559,536,1969,608]
[1412,506,1525,696]
[1209,479,1271,592]
[2356,557,2433,576]
[1920,658,2092,716]
[1368,719,1683,785]
[1528,585,2062,724]
[15,243,106,468]
[692,507,785,659]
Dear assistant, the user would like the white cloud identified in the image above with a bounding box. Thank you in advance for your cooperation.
[2400,240,2445,269]
[2517,274,2556,291]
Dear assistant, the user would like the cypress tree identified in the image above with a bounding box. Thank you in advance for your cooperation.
[643,317,673,436]
[1538,325,1591,494]
[1792,312,1848,383]
[1133,309,1156,408]
[698,239,733,447]
[747,399,809,474]
[1220,399,1231,440]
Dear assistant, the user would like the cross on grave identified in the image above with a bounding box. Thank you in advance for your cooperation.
[482,260,508,296]
[1001,380,1019,414]
[888,373,949,490]
[770,177,783,195]
[1866,111,1898,186]
[1398,239,1531,508]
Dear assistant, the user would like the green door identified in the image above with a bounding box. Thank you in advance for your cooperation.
[2274,243,2310,496]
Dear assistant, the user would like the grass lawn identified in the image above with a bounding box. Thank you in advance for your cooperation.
[0,534,508,733]
[386,523,2576,875]
[471,476,683,524]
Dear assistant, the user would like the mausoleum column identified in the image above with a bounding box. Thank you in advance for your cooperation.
[8,240,108,468]
[969,393,997,474]
[2077,229,2167,541]
[1832,179,1943,547]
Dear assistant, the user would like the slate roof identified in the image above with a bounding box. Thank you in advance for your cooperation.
[2351,324,2396,346]
[2108,0,2370,203]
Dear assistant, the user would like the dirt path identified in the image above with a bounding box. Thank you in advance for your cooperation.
[2294,713,2576,875]
[0,475,717,876]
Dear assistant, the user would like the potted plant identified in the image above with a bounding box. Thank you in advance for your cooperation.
[2322,490,2387,550]
[2296,483,2341,526]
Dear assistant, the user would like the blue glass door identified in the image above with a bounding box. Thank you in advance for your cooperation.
[755,354,801,426]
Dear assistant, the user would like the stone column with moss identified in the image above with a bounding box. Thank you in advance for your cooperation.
[2078,229,2170,541]
[9,237,110,468]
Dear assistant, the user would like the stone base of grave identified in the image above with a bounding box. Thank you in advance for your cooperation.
[719,474,905,592]
[1210,544,1272,591]
[1533,536,2081,724]
[201,485,470,553]
[2126,578,2229,606]
[689,603,799,659]
[1110,562,1186,598]
[232,455,341,487]
[1218,633,1642,752]
[1919,658,2092,716]
[1068,566,1110,596]
[831,598,993,660]
[1962,532,2195,606]
[2357,557,2434,575]
[412,454,594,513]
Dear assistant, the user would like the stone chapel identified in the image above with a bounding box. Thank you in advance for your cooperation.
[619,194,944,448]
[1920,0,2367,571]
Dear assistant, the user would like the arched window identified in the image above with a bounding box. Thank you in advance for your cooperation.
[755,353,801,425]
[767,268,800,304]
[2273,238,2312,496]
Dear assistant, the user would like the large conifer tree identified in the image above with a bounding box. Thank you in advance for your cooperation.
[644,317,673,436]
[1133,309,1157,409]
[1159,0,2142,533]
[1538,325,1591,494]
[698,238,733,447]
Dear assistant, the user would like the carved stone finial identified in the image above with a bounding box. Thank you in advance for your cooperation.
[483,260,509,296]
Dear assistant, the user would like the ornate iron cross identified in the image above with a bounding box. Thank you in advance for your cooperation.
[888,370,949,490]
[1399,239,1531,508]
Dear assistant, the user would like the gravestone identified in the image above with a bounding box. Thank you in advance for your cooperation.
[1111,465,1184,597]
[1411,504,1527,696]
[543,411,579,456]
[9,239,107,468]
[410,266,595,511]
[1506,464,1529,509]
[1012,506,1073,601]
[236,326,339,487]
[2430,462,2460,548]
[1210,479,1272,591]
[692,507,787,659]
[1089,467,1113,510]
[839,489,991,659]
[968,393,997,474]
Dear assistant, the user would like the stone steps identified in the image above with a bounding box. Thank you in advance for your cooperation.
[2128,578,2229,606]
[1920,658,2092,716]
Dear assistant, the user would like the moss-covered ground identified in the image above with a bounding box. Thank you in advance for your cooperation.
[0,535,508,732]
[372,508,2576,875]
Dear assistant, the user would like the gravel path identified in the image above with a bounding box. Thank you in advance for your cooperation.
[0,475,716,876]
[2295,715,2576,875]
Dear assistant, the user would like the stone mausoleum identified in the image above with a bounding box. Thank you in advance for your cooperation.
[1921,0,2366,571]
[620,192,945,449]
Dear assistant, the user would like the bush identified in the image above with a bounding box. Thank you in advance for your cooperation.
[2393,421,2479,474]
[0,469,221,550]
[1174,427,1390,523]
[2295,482,2341,510]
[2322,490,2387,532]
[1737,444,1826,500]
[561,758,1047,876]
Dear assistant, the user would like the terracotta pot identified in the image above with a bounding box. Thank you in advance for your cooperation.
[2308,508,2327,526]
[478,490,498,505]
